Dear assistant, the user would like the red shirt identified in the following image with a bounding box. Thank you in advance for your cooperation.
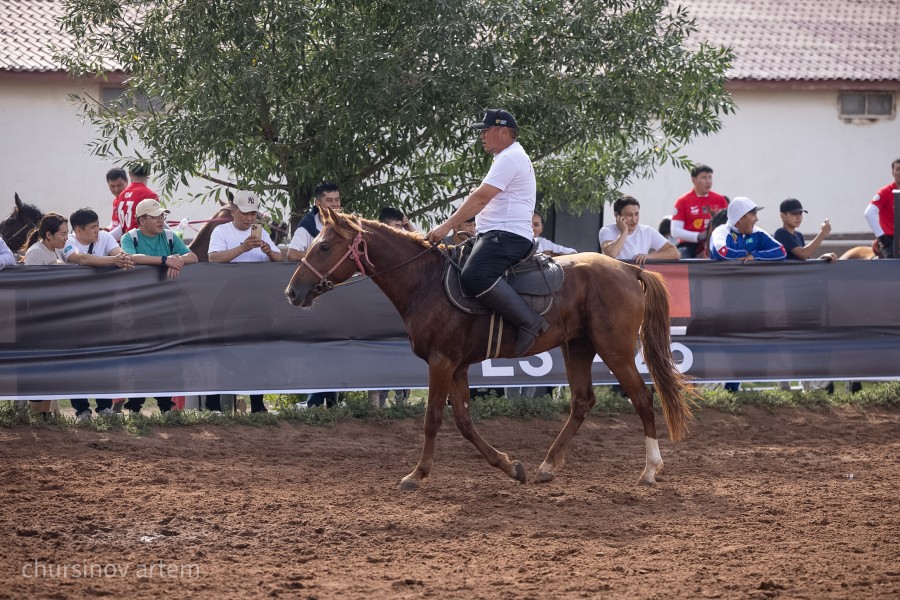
[870,182,897,236]
[673,190,728,237]
[111,182,158,234]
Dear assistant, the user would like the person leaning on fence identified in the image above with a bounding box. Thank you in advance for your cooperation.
[532,211,576,256]
[671,164,729,258]
[205,190,279,415]
[0,235,15,268]
[22,213,68,265]
[863,157,900,258]
[599,196,680,266]
[426,108,547,357]
[774,199,837,262]
[286,181,342,262]
[208,191,282,264]
[710,197,786,262]
[64,208,134,269]
[121,199,198,279]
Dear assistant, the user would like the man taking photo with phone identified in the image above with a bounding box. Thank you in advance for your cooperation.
[208,190,283,263]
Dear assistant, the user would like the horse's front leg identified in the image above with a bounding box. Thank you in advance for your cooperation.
[448,367,526,484]
[399,357,453,490]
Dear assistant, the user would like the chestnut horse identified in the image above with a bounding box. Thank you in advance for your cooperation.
[0,193,43,255]
[285,209,695,490]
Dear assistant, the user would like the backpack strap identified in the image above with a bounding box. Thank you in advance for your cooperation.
[129,229,174,254]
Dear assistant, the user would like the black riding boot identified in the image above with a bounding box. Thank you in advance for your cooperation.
[477,279,549,357]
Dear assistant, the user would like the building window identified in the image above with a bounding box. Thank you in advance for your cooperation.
[839,92,894,120]
[101,86,163,112]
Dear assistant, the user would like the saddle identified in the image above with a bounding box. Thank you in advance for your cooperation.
[442,238,565,315]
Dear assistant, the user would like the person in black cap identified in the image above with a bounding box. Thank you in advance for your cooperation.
[426,109,547,356]
[773,198,836,261]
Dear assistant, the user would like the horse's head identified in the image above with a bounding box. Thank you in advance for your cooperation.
[284,208,367,308]
[0,193,44,253]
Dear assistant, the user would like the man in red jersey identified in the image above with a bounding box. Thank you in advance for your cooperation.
[671,163,729,258]
[109,162,158,241]
[863,157,900,258]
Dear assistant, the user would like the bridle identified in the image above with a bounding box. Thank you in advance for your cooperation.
[300,230,376,293]
[299,227,435,294]
[3,214,40,244]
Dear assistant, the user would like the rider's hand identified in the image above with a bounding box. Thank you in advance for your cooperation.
[820,218,831,236]
[426,223,452,244]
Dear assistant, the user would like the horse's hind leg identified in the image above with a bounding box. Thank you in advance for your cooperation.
[605,353,663,486]
[448,367,526,484]
[536,342,596,483]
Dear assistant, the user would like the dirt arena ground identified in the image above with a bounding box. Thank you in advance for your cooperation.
[1,406,898,599]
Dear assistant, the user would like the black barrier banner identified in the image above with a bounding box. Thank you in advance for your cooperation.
[1,261,899,399]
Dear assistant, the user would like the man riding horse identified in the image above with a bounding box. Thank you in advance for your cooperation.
[426,109,549,357]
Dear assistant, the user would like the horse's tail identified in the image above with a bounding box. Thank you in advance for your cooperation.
[636,269,696,442]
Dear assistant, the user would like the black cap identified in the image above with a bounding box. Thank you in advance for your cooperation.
[470,109,518,131]
[780,198,807,214]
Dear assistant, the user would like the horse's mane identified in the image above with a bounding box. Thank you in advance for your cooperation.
[325,210,431,249]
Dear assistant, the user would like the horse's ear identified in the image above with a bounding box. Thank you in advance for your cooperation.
[223,189,233,206]
[14,193,22,209]
[320,206,336,227]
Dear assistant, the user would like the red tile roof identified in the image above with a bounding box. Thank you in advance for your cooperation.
[2,0,899,82]
[0,0,71,72]
[681,0,900,82]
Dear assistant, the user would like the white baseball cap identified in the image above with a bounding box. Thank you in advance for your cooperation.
[726,196,762,229]
[232,191,261,213]
[135,199,169,218]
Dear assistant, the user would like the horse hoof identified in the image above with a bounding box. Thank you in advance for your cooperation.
[637,477,656,487]
[398,479,419,491]
[535,469,555,484]
[511,461,527,484]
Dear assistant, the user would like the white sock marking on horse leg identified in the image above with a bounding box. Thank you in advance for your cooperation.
[644,437,662,482]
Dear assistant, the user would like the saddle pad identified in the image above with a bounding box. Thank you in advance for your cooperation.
[443,251,565,315]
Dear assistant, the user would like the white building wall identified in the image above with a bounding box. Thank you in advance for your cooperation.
[0,76,216,235]
[622,88,900,236]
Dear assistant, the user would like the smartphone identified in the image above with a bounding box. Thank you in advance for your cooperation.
[250,224,263,240]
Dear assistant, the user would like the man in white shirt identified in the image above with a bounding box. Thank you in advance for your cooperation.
[286,182,342,262]
[206,190,279,414]
[426,109,547,356]
[208,191,282,263]
[64,208,133,268]
[600,196,680,266]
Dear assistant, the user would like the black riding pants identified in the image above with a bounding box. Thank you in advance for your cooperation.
[459,230,534,296]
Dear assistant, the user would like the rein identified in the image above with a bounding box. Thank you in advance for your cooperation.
[5,216,40,244]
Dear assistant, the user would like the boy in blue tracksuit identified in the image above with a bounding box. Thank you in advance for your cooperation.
[710,196,786,262]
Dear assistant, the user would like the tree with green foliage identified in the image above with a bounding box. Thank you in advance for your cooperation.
[59,0,733,224]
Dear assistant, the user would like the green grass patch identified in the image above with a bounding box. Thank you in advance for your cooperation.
[2,382,898,433]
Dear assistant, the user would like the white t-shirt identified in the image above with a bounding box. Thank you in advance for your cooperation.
[63,230,120,262]
[288,213,324,253]
[209,222,278,263]
[599,223,670,260]
[478,141,536,239]
[24,242,65,265]
[536,237,576,255]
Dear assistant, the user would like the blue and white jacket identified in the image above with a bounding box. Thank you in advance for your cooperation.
[710,224,787,261]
